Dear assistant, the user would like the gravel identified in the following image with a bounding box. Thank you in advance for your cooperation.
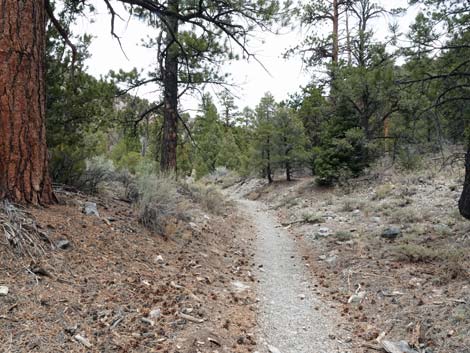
[239,200,350,353]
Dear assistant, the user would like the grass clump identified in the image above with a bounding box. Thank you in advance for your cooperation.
[301,212,325,224]
[333,231,354,242]
[388,207,422,224]
[393,244,468,281]
[340,197,365,212]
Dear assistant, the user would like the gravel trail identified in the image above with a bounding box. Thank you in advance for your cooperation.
[239,199,350,353]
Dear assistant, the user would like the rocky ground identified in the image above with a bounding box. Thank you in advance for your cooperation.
[230,165,470,353]
[0,188,258,353]
[2,163,469,353]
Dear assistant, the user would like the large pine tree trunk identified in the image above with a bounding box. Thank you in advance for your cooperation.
[0,0,56,205]
[160,0,179,172]
[459,148,470,219]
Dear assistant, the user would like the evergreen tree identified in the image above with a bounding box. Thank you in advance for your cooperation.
[253,93,277,183]
[272,107,308,181]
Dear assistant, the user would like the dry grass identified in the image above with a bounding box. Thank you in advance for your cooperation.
[372,183,395,200]
[340,197,366,212]
[393,243,469,281]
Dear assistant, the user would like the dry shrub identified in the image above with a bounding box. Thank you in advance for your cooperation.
[0,201,51,259]
[372,183,395,200]
[340,197,366,212]
[77,156,116,194]
[184,182,227,215]
[301,212,325,224]
[136,174,185,234]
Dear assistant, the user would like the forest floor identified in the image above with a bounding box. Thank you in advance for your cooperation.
[227,163,470,353]
[1,163,470,353]
[0,188,259,353]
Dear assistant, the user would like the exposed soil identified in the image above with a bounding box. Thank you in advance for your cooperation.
[238,199,352,353]
[233,169,470,353]
[0,190,258,353]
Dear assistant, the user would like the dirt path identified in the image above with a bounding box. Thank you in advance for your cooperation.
[239,199,350,353]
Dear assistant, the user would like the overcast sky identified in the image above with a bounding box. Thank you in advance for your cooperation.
[75,0,418,113]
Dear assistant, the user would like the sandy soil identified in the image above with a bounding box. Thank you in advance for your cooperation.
[238,199,352,353]
[0,190,258,353]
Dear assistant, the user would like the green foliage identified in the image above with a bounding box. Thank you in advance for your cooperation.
[314,127,370,185]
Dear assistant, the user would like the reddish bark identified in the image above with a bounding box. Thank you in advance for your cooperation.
[160,0,179,172]
[0,0,56,205]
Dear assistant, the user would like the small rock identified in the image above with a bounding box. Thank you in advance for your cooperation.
[74,334,92,348]
[267,345,282,353]
[352,209,361,215]
[0,286,9,296]
[149,308,161,319]
[372,216,381,223]
[231,281,250,292]
[56,239,71,250]
[141,317,154,326]
[299,294,306,300]
[154,255,164,264]
[382,340,418,353]
[83,202,99,217]
[317,227,331,237]
[381,227,401,240]
[325,255,338,266]
[348,291,366,304]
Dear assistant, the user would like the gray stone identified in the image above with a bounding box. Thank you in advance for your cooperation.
[267,345,282,353]
[154,255,164,264]
[317,227,330,237]
[325,255,338,266]
[347,291,366,304]
[83,202,99,217]
[149,308,161,319]
[381,227,401,239]
[0,286,9,296]
[231,281,250,292]
[57,239,71,250]
[382,340,418,353]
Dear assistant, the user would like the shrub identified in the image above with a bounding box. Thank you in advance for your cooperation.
[183,182,227,215]
[340,197,365,212]
[301,212,325,224]
[136,173,182,234]
[373,183,394,200]
[333,231,354,241]
[78,156,116,194]
[49,145,86,186]
[314,127,370,186]
[397,147,422,171]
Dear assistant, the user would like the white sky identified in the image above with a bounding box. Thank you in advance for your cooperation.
[75,0,418,113]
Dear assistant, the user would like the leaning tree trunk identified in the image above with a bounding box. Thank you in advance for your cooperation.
[160,0,179,172]
[0,0,56,205]
[459,147,470,219]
